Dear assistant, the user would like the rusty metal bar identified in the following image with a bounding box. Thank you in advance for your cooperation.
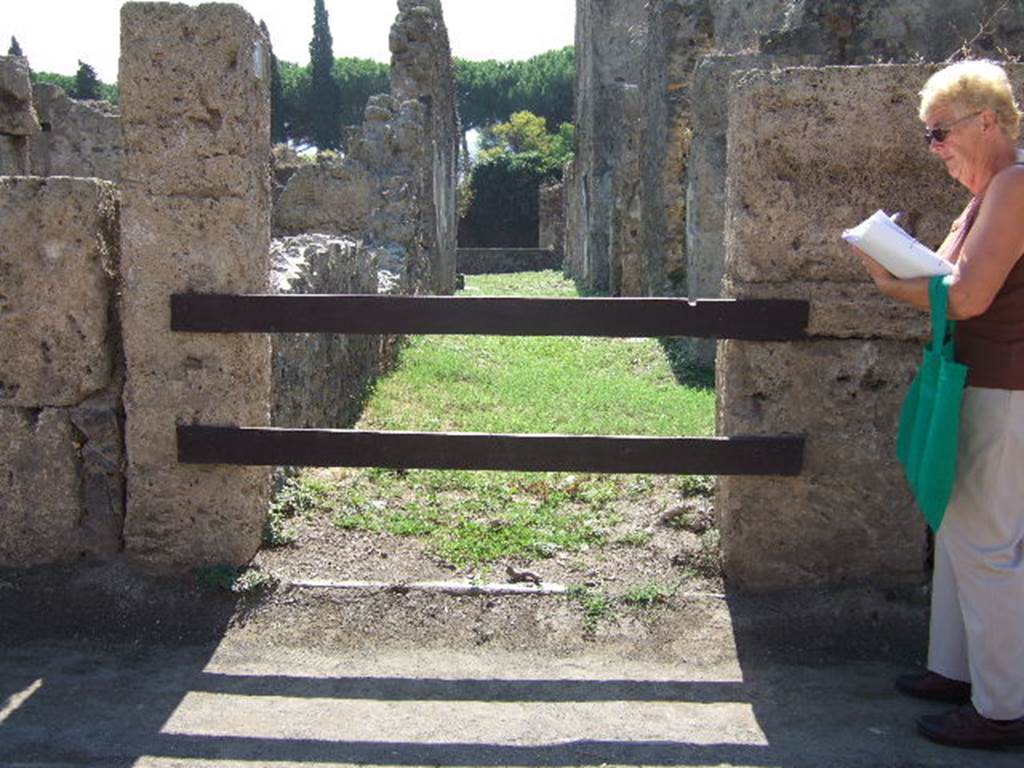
[178,425,805,476]
[170,294,808,341]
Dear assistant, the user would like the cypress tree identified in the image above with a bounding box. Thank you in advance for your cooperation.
[73,60,101,100]
[308,0,340,149]
[260,21,287,144]
[8,36,23,56]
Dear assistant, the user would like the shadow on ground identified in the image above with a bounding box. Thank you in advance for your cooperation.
[2,563,1019,767]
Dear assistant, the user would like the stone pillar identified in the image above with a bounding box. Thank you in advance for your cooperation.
[119,2,272,570]
[0,55,40,175]
[717,64,972,590]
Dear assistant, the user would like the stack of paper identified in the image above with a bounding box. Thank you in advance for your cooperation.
[842,210,953,279]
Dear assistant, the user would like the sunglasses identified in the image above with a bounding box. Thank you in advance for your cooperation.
[924,112,982,146]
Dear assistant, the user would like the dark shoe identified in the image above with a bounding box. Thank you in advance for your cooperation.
[895,671,971,704]
[918,704,1024,749]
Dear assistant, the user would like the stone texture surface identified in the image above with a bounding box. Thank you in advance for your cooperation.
[0,55,40,136]
[0,177,119,407]
[712,64,1008,589]
[0,409,84,567]
[538,183,565,255]
[119,2,272,571]
[0,134,30,175]
[271,234,382,429]
[273,0,458,297]
[637,0,713,298]
[29,83,122,181]
[566,0,647,294]
[717,339,927,590]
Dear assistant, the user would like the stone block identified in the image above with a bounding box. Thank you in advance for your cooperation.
[723,278,929,341]
[272,163,372,237]
[0,408,83,567]
[29,83,122,181]
[0,134,29,175]
[0,177,118,407]
[119,3,270,199]
[716,338,927,589]
[725,64,969,287]
[119,2,272,571]
[0,55,40,135]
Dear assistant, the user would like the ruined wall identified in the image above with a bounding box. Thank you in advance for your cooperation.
[274,0,458,296]
[0,177,123,566]
[565,0,646,295]
[0,56,39,175]
[29,84,122,181]
[271,234,384,429]
[538,182,566,255]
[118,2,272,570]
[717,65,975,590]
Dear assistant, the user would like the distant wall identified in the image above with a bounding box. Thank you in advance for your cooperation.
[30,83,122,181]
[457,248,561,275]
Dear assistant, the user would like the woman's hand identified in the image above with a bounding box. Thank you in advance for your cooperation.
[849,244,896,291]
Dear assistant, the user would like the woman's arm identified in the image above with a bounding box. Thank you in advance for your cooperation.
[854,168,1024,319]
[946,167,1024,319]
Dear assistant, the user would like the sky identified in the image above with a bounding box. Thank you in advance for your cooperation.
[2,0,576,83]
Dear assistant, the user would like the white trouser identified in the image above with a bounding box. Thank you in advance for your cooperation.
[927,387,1024,720]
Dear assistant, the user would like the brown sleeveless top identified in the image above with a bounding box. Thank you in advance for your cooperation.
[952,185,1024,389]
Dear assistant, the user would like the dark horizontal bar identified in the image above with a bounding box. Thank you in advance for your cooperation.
[171,294,808,340]
[178,425,804,476]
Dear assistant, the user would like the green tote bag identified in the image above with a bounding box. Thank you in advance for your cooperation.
[896,275,968,532]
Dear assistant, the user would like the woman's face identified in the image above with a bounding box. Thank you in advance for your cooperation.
[923,104,985,185]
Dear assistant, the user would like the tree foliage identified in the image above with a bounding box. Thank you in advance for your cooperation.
[73,61,101,100]
[459,111,573,247]
[8,36,23,56]
[455,46,574,131]
[308,0,341,149]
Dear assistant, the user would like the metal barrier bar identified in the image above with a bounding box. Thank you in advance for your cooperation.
[171,294,809,340]
[178,425,805,476]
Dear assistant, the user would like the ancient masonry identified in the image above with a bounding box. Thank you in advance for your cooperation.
[274,0,459,297]
[0,1,461,572]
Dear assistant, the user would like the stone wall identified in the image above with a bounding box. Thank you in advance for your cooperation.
[457,248,562,275]
[0,177,123,566]
[716,64,976,590]
[0,56,39,175]
[118,2,272,570]
[271,234,384,429]
[274,0,459,297]
[538,182,565,255]
[29,83,122,181]
[565,0,647,295]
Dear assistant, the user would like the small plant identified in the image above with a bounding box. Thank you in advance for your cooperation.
[623,580,676,609]
[567,584,613,634]
[271,475,333,518]
[677,474,716,498]
[615,530,653,547]
[262,509,298,548]
[195,565,279,594]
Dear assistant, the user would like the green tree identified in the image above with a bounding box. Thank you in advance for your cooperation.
[334,57,389,127]
[460,110,572,247]
[260,20,287,144]
[8,36,23,56]
[308,0,341,149]
[72,60,100,100]
[455,46,574,131]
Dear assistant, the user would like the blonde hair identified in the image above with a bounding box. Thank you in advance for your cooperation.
[919,60,1021,140]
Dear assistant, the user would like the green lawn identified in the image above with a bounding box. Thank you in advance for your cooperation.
[268,270,716,568]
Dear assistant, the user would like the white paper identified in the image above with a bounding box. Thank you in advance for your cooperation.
[842,210,953,279]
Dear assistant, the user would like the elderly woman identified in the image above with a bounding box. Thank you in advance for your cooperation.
[856,60,1024,749]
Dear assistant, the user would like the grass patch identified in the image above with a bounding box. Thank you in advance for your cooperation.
[623,580,677,609]
[567,584,613,634]
[269,270,717,569]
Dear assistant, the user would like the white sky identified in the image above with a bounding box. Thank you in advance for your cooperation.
[2,0,576,83]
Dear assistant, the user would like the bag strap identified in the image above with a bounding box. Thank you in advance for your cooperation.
[928,275,955,353]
